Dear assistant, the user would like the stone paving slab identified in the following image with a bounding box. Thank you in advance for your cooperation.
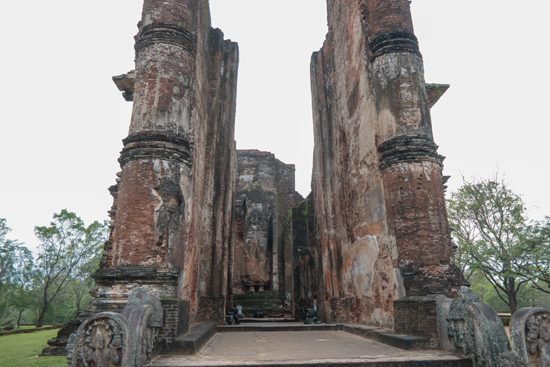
[217,324,340,333]
[240,318,296,323]
[149,331,470,367]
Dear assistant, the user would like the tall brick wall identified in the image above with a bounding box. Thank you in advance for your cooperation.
[292,194,324,319]
[310,0,463,329]
[177,2,239,323]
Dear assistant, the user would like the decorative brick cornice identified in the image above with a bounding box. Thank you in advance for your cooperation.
[135,23,194,54]
[377,136,444,169]
[119,131,192,167]
[92,266,179,283]
[369,32,421,61]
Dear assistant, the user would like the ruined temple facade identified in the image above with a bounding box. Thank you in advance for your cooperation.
[46,0,465,357]
[104,0,464,328]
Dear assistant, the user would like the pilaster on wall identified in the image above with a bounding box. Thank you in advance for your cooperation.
[179,5,239,323]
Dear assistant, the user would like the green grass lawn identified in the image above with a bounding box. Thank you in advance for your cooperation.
[0,329,66,367]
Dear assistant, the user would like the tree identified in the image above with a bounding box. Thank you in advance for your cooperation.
[70,250,102,314]
[0,218,33,289]
[0,219,33,326]
[33,210,108,327]
[519,217,550,294]
[447,176,535,314]
[7,283,36,327]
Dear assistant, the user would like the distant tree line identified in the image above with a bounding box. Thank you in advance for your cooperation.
[0,210,108,329]
[448,175,550,314]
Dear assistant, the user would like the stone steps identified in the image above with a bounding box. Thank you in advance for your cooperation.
[240,318,296,323]
[156,323,217,356]
[149,326,471,367]
[149,357,472,367]
[150,323,472,367]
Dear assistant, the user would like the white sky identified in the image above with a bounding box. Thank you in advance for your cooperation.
[1,0,548,251]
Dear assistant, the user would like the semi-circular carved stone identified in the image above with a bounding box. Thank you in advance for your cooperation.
[508,307,550,367]
[445,287,510,367]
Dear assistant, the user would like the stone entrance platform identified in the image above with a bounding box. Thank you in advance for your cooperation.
[149,330,471,367]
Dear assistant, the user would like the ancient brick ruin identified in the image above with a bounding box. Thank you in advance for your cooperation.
[46,0,475,361]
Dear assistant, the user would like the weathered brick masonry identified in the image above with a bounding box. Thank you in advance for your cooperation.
[309,0,464,332]
[46,0,465,357]
[45,0,238,356]
[99,0,239,326]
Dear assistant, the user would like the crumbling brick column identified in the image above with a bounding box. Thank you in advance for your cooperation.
[365,0,463,297]
[92,0,195,337]
[109,0,193,270]
[44,1,239,357]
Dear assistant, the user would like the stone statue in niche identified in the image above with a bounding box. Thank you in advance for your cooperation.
[242,228,270,293]
[153,176,185,258]
[240,191,273,293]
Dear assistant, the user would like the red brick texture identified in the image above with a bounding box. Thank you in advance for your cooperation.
[109,160,170,267]
[393,296,440,349]
[361,0,414,37]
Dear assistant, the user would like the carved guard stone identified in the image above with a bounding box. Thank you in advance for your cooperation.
[506,307,550,367]
[127,285,164,327]
[443,287,510,367]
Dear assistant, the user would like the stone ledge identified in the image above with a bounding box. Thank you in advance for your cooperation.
[342,325,383,338]
[158,323,217,356]
[377,333,430,351]
[240,318,296,323]
[0,324,64,337]
[93,266,179,281]
[217,324,341,332]
[343,325,430,351]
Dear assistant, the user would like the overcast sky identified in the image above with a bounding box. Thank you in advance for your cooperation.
[1,0,548,251]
